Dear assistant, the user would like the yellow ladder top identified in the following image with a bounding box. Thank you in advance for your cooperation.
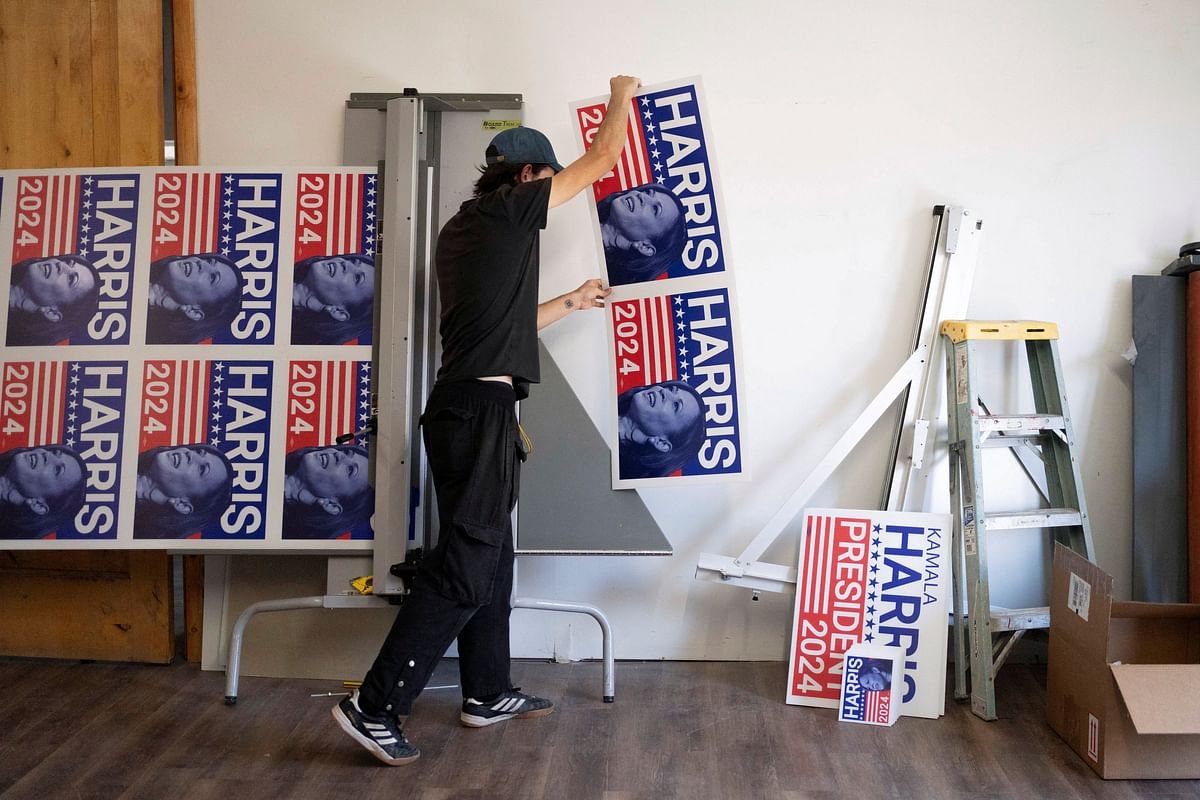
[940,320,1059,343]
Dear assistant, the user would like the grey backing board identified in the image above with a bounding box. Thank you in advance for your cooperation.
[517,341,672,554]
[1131,275,1188,602]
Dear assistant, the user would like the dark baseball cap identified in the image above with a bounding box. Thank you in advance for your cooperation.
[485,126,565,173]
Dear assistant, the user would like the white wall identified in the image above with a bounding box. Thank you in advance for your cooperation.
[195,0,1200,661]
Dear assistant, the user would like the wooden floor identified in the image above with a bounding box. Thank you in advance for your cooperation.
[0,657,1196,799]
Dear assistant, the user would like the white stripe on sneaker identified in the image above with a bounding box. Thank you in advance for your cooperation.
[496,698,522,713]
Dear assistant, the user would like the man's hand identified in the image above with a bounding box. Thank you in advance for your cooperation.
[570,278,613,310]
[609,75,641,103]
[537,278,613,330]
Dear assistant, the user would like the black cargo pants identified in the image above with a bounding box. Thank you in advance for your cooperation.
[358,379,521,717]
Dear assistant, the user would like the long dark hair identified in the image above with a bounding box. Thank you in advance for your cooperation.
[6,255,102,346]
[145,254,246,344]
[472,162,551,197]
[598,185,688,286]
[282,445,375,539]
[0,445,88,539]
[133,444,235,539]
[290,255,374,345]
[616,381,706,480]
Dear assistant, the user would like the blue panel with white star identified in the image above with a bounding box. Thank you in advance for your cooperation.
[674,288,742,477]
[361,174,377,257]
[204,360,273,539]
[211,173,282,345]
[75,174,139,345]
[57,361,127,539]
[638,86,726,280]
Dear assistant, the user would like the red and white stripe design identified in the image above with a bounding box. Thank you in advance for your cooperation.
[12,176,80,262]
[866,691,886,723]
[139,360,210,452]
[294,173,366,262]
[171,360,210,445]
[612,99,652,192]
[150,173,221,262]
[0,361,68,451]
[791,515,872,701]
[577,99,654,204]
[32,361,67,448]
[612,296,677,395]
[802,515,836,616]
[799,516,870,616]
[180,173,221,255]
[317,360,356,445]
[286,360,358,451]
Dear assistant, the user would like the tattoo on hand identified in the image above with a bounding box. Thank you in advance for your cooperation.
[565,299,576,309]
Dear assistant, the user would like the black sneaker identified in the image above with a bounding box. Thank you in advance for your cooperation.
[332,691,420,766]
[460,688,554,728]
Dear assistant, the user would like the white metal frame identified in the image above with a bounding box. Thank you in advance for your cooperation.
[694,206,983,593]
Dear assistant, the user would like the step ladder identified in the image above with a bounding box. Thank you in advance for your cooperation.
[942,320,1095,721]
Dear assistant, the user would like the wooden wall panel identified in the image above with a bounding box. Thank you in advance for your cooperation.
[170,0,198,166]
[0,0,179,663]
[113,0,164,165]
[0,551,172,661]
[183,555,203,662]
[87,0,123,166]
[0,0,163,169]
[0,0,95,166]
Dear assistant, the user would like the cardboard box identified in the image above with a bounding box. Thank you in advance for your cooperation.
[1046,544,1200,779]
[838,643,904,726]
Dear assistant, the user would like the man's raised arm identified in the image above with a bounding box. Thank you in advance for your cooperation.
[548,75,642,209]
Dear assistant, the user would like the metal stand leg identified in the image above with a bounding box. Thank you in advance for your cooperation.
[513,597,616,702]
[224,594,390,705]
[222,592,614,704]
[225,596,324,705]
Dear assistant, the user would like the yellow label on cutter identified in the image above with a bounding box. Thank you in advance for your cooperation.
[482,119,521,132]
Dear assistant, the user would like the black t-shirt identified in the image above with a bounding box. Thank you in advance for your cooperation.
[433,178,551,400]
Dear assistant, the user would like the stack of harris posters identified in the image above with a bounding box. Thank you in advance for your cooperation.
[572,78,746,490]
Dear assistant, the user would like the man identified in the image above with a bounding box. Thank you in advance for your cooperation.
[333,75,642,766]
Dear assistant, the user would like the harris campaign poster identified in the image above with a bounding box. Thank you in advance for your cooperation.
[575,78,747,490]
[146,171,282,345]
[572,78,728,288]
[609,284,743,488]
[133,359,273,540]
[0,360,127,540]
[0,166,377,550]
[838,643,905,727]
[785,508,950,720]
[281,359,374,540]
[290,172,377,346]
[4,173,139,347]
